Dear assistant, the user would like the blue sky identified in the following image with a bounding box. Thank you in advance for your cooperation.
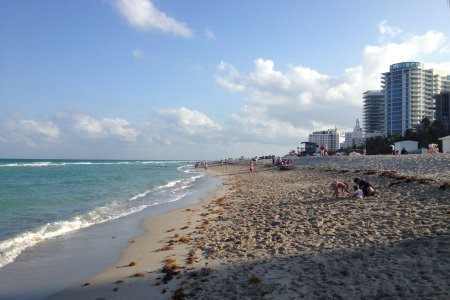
[1,0,450,160]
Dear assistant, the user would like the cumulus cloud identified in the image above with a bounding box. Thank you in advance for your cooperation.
[74,114,103,135]
[378,20,402,39]
[228,105,307,143]
[215,25,450,145]
[111,0,193,38]
[0,108,224,158]
[103,118,138,141]
[155,107,222,136]
[0,117,59,147]
[67,113,138,141]
[216,58,360,109]
[19,120,60,139]
[364,31,447,69]
[214,61,245,92]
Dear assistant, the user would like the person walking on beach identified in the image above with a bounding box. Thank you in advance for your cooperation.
[353,178,375,196]
[249,161,254,174]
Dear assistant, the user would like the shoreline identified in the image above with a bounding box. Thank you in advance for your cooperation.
[45,167,230,300]
[48,155,449,299]
[0,166,221,300]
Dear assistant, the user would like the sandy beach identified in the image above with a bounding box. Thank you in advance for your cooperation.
[47,154,450,299]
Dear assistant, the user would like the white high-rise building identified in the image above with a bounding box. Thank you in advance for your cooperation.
[362,90,385,136]
[382,62,450,135]
[308,129,345,151]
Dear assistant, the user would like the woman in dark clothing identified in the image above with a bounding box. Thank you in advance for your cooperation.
[354,178,375,196]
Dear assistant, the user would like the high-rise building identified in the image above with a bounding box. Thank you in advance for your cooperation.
[308,129,345,151]
[382,62,449,135]
[444,75,450,91]
[434,91,450,131]
[362,90,385,136]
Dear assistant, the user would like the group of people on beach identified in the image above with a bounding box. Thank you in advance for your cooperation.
[249,157,292,174]
[271,156,291,166]
[194,161,208,170]
[330,177,375,199]
[389,144,410,155]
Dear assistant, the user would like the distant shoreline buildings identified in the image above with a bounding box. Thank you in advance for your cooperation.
[306,61,450,151]
[307,119,364,152]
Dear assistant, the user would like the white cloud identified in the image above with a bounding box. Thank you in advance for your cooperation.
[216,58,359,108]
[74,115,103,135]
[132,49,146,60]
[228,105,307,143]
[71,113,137,141]
[378,20,402,39]
[0,109,224,159]
[425,62,450,74]
[0,118,59,147]
[215,61,245,92]
[111,0,193,38]
[156,107,222,136]
[247,59,290,91]
[103,118,138,141]
[19,120,60,139]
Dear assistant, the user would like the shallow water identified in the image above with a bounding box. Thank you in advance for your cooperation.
[0,159,221,300]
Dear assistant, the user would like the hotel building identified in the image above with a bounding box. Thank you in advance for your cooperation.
[308,129,345,151]
[382,62,449,135]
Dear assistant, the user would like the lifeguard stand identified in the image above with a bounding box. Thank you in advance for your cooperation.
[300,142,319,156]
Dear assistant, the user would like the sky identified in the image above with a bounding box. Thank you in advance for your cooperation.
[1,0,450,160]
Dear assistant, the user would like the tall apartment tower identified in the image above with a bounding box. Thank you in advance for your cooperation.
[362,90,385,137]
[434,91,450,131]
[382,62,448,135]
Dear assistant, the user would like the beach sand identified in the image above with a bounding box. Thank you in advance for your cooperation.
[47,155,450,299]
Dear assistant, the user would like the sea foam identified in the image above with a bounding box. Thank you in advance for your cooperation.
[0,161,204,268]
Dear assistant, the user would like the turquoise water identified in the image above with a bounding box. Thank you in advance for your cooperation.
[0,159,204,268]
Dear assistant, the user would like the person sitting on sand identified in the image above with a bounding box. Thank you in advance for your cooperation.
[330,180,349,198]
[353,178,375,196]
[352,185,363,199]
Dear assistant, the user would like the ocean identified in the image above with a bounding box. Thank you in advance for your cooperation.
[0,159,219,299]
